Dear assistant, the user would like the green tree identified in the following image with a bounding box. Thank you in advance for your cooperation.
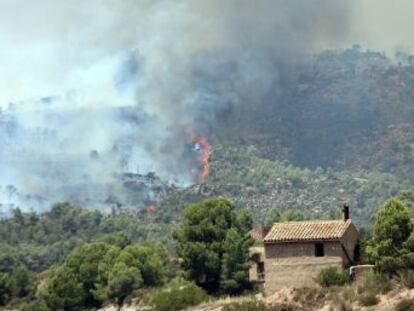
[9,265,35,299]
[0,272,10,305]
[264,207,281,226]
[41,266,85,311]
[397,190,414,217]
[280,209,305,221]
[41,241,171,309]
[107,262,142,305]
[65,242,119,307]
[220,228,253,294]
[100,232,132,249]
[174,198,253,293]
[116,244,168,286]
[367,198,414,273]
[12,208,25,225]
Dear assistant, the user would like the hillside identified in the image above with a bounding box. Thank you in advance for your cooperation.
[158,144,411,228]
[215,46,414,181]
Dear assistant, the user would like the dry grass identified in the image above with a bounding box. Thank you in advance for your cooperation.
[394,298,414,311]
[396,270,414,289]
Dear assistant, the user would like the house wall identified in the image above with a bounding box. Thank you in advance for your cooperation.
[264,241,344,258]
[263,256,343,295]
[263,241,346,296]
[340,224,359,265]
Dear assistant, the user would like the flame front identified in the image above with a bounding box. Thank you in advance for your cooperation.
[196,136,213,182]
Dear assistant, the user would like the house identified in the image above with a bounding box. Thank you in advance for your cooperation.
[250,205,359,296]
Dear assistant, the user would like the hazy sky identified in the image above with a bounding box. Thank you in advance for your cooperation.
[348,0,414,54]
[0,0,413,107]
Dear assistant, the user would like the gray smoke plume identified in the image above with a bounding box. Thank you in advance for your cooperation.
[0,0,352,213]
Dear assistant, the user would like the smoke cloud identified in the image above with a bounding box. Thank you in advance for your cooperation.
[0,0,357,213]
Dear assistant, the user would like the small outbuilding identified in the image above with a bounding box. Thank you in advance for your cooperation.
[250,205,359,296]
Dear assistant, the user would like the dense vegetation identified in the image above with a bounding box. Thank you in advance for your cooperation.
[217,47,414,178]
[40,242,170,309]
[0,202,174,273]
[1,192,414,310]
[367,198,414,273]
[315,267,349,288]
[158,145,412,228]
[2,47,414,310]
[174,199,253,294]
[0,199,255,310]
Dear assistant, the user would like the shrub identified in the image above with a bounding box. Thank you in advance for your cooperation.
[19,300,51,311]
[397,269,414,289]
[357,291,378,306]
[151,282,208,311]
[358,272,392,295]
[315,267,349,287]
[339,285,357,303]
[395,298,414,311]
[222,300,266,311]
[222,300,297,311]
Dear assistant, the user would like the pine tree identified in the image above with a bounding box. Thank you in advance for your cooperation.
[367,198,414,273]
[220,228,253,294]
[174,198,253,294]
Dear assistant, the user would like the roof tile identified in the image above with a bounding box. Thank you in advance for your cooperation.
[263,219,352,243]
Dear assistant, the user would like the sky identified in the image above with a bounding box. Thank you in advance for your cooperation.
[0,0,413,106]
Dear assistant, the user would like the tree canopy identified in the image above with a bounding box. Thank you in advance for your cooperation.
[174,198,253,294]
[367,198,414,273]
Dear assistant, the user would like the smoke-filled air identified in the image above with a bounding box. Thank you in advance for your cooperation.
[0,0,353,213]
[4,1,414,309]
[3,0,412,214]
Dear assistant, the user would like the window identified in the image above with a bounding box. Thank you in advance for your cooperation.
[315,243,324,257]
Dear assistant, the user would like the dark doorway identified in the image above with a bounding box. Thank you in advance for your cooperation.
[315,243,325,257]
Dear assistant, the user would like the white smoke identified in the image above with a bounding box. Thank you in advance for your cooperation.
[5,0,399,213]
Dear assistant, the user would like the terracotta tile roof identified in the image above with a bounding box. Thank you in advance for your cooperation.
[264,219,352,243]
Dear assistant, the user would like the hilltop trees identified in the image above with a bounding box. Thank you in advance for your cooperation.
[0,273,10,305]
[40,242,171,310]
[0,203,174,273]
[367,198,414,273]
[174,198,253,294]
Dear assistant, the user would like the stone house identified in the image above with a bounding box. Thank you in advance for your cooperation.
[250,206,359,296]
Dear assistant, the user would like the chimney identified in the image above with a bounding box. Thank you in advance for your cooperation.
[342,204,350,221]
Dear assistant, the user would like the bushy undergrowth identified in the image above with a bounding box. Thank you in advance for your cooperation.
[222,300,297,311]
[358,272,392,295]
[151,281,208,311]
[315,267,349,288]
[395,298,414,311]
[354,272,391,307]
[357,291,378,307]
[222,300,267,311]
[397,269,414,289]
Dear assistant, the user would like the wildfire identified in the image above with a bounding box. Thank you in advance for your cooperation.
[146,204,157,214]
[195,135,213,182]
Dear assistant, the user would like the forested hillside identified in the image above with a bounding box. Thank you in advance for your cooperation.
[216,46,414,180]
[158,145,412,228]
[0,203,174,273]
[155,47,414,229]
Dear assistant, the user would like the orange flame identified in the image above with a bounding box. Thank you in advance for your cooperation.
[196,136,213,182]
[146,204,157,213]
